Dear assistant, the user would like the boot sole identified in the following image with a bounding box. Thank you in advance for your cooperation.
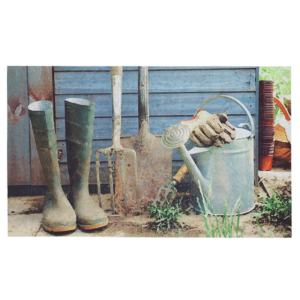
[42,224,77,233]
[78,220,109,230]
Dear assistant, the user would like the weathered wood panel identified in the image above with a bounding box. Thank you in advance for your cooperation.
[28,67,53,102]
[149,67,255,70]
[56,115,254,140]
[54,69,255,94]
[7,67,31,185]
[54,66,137,71]
[55,92,256,118]
[55,71,137,94]
[28,66,54,185]
[149,92,256,115]
[148,69,255,93]
[55,66,254,71]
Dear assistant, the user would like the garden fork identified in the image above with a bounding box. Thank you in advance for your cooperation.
[95,66,140,215]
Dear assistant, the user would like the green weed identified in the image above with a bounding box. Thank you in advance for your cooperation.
[143,176,187,234]
[256,219,275,238]
[253,189,291,237]
[258,189,291,224]
[197,181,245,238]
[143,195,185,233]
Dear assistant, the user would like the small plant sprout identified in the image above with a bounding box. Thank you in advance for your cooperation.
[257,189,291,224]
[197,180,245,238]
[142,181,187,234]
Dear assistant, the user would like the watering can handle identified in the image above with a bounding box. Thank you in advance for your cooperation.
[274,97,291,121]
[196,95,255,138]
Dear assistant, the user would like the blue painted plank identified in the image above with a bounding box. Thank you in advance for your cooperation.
[55,66,255,71]
[149,92,256,115]
[55,92,255,118]
[149,67,255,70]
[148,69,256,93]
[54,69,256,94]
[55,71,137,94]
[54,66,138,71]
[7,67,31,185]
[56,115,254,140]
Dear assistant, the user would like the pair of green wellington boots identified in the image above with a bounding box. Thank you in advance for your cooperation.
[28,98,108,232]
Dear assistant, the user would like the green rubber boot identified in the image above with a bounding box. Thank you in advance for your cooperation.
[65,98,108,230]
[28,101,77,232]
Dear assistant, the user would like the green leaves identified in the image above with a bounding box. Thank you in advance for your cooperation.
[145,190,185,234]
[197,184,245,238]
[257,226,275,238]
[259,67,291,124]
[258,189,291,224]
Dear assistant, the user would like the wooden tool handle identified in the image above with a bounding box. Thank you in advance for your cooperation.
[138,67,149,130]
[173,164,189,184]
[274,97,291,121]
[111,66,123,76]
[111,66,123,147]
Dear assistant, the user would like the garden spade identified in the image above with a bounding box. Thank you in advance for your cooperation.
[114,67,172,214]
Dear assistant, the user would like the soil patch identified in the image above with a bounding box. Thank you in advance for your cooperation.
[8,166,291,238]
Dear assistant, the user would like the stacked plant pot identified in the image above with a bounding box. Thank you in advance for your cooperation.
[259,80,275,171]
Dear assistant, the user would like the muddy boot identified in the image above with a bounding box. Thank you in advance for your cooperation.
[28,101,77,232]
[65,98,108,230]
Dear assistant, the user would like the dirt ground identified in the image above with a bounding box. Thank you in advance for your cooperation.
[7,166,291,238]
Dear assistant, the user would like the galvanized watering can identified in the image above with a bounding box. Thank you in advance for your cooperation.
[162,95,255,215]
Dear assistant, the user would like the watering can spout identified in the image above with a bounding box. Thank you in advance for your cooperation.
[178,145,210,197]
[161,123,210,197]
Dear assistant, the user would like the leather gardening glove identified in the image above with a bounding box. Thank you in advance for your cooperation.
[216,113,236,143]
[180,110,236,147]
